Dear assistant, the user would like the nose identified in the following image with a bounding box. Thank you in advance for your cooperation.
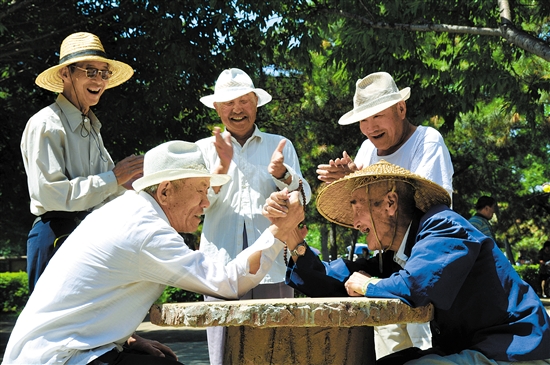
[201,196,210,209]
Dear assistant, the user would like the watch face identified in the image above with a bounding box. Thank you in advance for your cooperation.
[295,243,306,256]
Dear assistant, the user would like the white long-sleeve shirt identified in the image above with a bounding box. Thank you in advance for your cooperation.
[2,191,285,364]
[196,126,311,284]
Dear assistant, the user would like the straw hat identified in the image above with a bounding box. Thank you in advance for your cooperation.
[35,32,134,93]
[338,72,411,125]
[133,141,231,192]
[316,160,451,228]
[200,68,272,108]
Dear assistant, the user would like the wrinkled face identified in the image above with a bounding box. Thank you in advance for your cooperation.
[350,186,393,251]
[359,102,407,155]
[60,61,110,113]
[214,92,258,141]
[162,177,210,233]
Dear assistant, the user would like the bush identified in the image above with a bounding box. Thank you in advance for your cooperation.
[513,264,540,293]
[155,286,203,304]
[0,272,29,314]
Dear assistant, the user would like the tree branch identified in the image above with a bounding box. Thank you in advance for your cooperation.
[332,8,550,62]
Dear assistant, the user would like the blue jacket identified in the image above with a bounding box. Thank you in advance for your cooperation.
[286,205,550,361]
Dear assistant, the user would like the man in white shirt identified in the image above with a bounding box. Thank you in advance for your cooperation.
[2,141,304,365]
[315,72,454,357]
[21,32,144,292]
[196,68,311,364]
[316,72,453,198]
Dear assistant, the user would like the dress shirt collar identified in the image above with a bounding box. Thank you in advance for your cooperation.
[55,94,101,133]
[225,124,264,148]
[394,222,412,268]
[138,190,170,226]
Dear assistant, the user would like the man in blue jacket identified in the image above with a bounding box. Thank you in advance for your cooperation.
[278,161,550,364]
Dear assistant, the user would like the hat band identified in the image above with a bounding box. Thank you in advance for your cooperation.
[59,49,108,64]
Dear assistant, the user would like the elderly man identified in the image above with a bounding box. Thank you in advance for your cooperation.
[274,161,550,364]
[3,141,304,365]
[316,72,453,198]
[22,32,144,292]
[317,71,453,355]
[196,68,311,364]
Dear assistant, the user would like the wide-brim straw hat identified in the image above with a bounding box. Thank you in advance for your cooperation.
[338,72,411,125]
[36,32,134,93]
[316,160,451,228]
[200,68,272,108]
[133,141,231,192]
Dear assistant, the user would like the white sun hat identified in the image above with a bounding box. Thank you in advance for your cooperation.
[132,141,231,192]
[338,72,411,125]
[200,68,272,108]
[35,32,134,93]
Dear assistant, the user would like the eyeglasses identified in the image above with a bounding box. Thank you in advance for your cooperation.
[71,65,113,80]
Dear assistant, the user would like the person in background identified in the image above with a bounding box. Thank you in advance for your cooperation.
[21,32,144,292]
[3,141,305,365]
[268,161,550,364]
[538,241,550,298]
[195,68,311,365]
[469,196,497,242]
[316,71,454,357]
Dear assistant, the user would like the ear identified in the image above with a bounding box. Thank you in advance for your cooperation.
[397,101,406,117]
[155,181,171,206]
[386,191,399,217]
[59,66,70,81]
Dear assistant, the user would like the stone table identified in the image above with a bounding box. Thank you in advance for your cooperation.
[150,297,433,365]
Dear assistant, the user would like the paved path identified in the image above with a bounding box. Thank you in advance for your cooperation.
[0,315,209,364]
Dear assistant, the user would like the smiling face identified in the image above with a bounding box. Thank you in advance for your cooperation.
[60,61,110,114]
[158,177,211,233]
[359,101,410,156]
[213,92,258,144]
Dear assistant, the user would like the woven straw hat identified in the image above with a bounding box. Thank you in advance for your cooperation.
[200,68,272,108]
[35,32,134,93]
[338,72,411,125]
[316,160,451,228]
[133,141,231,192]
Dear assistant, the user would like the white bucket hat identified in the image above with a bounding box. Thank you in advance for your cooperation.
[200,68,272,108]
[36,32,134,93]
[132,141,231,192]
[338,72,411,125]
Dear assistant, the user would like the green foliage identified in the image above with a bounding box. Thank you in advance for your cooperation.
[513,264,540,293]
[1,0,550,259]
[155,286,203,305]
[0,272,29,314]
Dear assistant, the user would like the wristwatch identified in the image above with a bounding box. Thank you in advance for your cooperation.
[278,170,291,181]
[290,241,308,257]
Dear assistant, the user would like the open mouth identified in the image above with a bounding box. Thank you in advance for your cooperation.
[230,116,247,122]
[370,132,384,139]
[87,88,101,95]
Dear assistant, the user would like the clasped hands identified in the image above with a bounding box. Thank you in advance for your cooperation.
[316,151,360,184]
[263,188,307,250]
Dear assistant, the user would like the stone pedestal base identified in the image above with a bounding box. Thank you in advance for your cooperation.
[225,326,375,365]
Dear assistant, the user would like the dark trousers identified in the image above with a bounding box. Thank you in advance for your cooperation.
[27,212,86,293]
[87,348,184,365]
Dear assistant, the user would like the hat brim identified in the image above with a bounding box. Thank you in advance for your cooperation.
[35,56,134,93]
[316,161,451,228]
[200,88,272,109]
[338,88,411,126]
[132,169,231,192]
